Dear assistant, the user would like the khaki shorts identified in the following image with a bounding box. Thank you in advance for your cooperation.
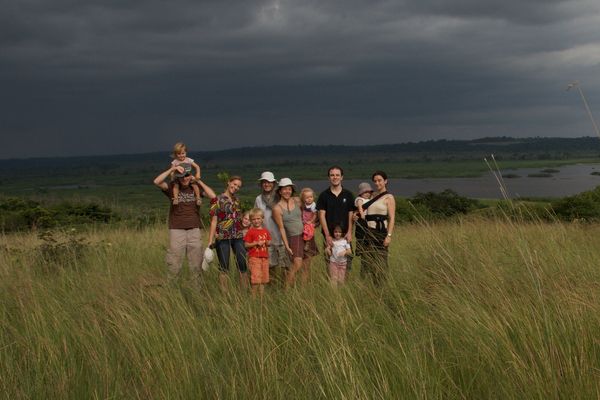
[269,244,290,269]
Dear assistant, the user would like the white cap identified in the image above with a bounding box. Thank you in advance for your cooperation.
[202,247,214,271]
[258,171,277,182]
[277,177,295,188]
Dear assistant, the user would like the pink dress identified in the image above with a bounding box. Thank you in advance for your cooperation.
[302,206,316,241]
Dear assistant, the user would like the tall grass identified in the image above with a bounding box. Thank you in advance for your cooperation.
[2,220,600,398]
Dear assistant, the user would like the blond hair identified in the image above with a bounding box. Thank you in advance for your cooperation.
[171,142,187,158]
[300,187,314,204]
[249,208,264,219]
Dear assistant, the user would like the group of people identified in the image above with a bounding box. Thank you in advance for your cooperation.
[153,142,396,296]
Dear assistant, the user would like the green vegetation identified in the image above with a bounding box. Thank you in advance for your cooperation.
[4,137,600,397]
[5,183,600,232]
[410,189,482,219]
[0,197,118,231]
[403,187,600,223]
[550,186,600,222]
[2,136,600,206]
[3,219,600,398]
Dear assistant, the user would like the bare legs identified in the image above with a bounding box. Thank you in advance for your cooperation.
[285,257,303,288]
[285,256,313,288]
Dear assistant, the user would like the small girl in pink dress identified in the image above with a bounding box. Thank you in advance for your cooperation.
[300,188,318,253]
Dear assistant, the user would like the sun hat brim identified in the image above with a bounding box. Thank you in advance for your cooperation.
[258,172,277,182]
[277,178,295,188]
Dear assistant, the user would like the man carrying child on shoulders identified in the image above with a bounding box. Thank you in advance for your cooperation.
[153,163,216,283]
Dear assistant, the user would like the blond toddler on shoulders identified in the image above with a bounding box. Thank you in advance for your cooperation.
[170,142,202,206]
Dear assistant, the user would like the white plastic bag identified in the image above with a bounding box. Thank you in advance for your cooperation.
[202,247,215,271]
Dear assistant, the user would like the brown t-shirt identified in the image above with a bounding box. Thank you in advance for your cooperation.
[163,182,201,229]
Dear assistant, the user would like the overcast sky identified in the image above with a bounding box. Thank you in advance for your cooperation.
[1,0,600,159]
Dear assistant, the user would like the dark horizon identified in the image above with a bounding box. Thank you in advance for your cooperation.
[1,135,599,163]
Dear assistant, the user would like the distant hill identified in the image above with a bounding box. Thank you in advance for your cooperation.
[1,136,600,189]
[2,136,600,171]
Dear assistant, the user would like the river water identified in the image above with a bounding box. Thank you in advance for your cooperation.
[294,164,600,199]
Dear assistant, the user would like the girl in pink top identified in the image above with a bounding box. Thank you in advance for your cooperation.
[300,188,317,245]
[170,142,202,206]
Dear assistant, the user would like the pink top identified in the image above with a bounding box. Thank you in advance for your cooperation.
[302,208,315,225]
[171,157,194,166]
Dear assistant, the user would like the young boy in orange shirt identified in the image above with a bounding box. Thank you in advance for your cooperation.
[243,208,272,298]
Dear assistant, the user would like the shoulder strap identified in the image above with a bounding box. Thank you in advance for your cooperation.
[361,191,389,211]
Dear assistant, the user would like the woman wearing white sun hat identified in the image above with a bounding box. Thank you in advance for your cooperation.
[254,172,289,283]
[272,177,308,287]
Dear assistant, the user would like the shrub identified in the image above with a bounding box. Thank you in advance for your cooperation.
[53,202,116,224]
[480,200,554,222]
[551,186,600,222]
[410,189,481,219]
[0,197,118,232]
[35,229,90,272]
[395,198,431,223]
[0,197,38,211]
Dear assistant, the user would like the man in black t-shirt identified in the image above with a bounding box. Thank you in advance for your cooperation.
[316,165,356,247]
[153,163,216,281]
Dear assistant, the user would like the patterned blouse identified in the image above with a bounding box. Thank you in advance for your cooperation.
[209,194,244,240]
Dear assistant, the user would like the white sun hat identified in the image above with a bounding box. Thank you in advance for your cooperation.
[277,177,295,188]
[258,171,277,182]
[202,247,215,271]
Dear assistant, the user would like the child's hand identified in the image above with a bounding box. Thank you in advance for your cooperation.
[325,247,332,256]
[383,236,391,247]
[175,165,185,174]
[285,245,293,256]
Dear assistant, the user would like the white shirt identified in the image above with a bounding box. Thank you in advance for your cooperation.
[330,238,350,264]
[304,202,316,212]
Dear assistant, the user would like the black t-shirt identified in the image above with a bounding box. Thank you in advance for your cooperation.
[316,187,355,235]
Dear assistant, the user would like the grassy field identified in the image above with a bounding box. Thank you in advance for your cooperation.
[2,219,600,398]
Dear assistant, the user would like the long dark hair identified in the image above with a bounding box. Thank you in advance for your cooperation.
[275,185,296,203]
[371,170,388,181]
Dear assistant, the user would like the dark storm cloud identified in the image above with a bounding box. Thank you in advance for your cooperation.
[1,0,599,158]
[405,0,581,24]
